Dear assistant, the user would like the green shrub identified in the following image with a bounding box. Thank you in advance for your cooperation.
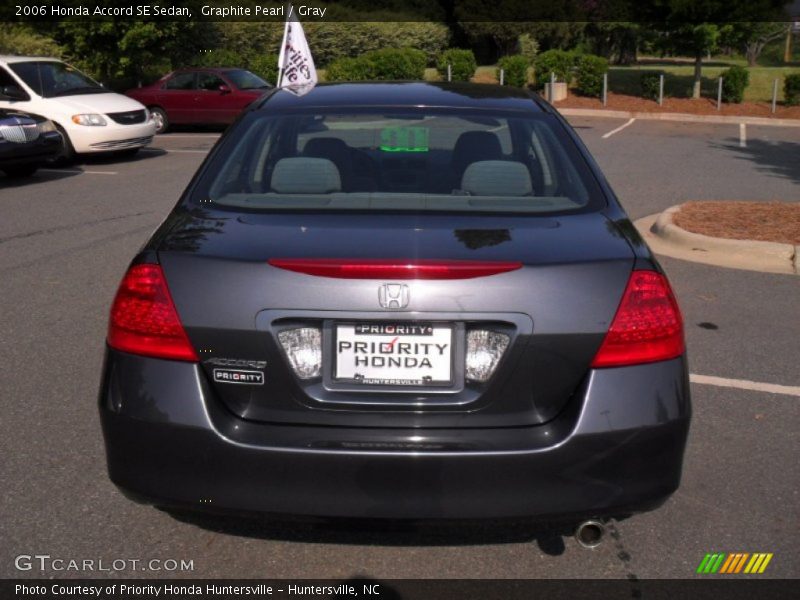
[437,48,477,82]
[497,55,531,87]
[0,24,63,58]
[784,73,800,106]
[534,49,576,88]
[214,21,449,68]
[326,48,426,82]
[325,57,374,82]
[575,54,608,97]
[640,71,664,101]
[517,33,539,64]
[248,54,279,86]
[721,65,749,104]
[366,48,426,80]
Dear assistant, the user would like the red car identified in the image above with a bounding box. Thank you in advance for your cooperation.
[125,68,272,133]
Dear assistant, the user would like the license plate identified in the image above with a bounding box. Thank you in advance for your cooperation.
[334,322,453,386]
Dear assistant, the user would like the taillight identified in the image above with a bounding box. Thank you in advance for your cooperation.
[107,263,198,362]
[268,258,522,279]
[591,270,684,368]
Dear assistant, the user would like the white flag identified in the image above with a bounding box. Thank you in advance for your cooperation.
[277,8,317,96]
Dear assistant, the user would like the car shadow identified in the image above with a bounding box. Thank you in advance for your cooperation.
[0,168,80,187]
[78,147,168,166]
[162,510,577,556]
[712,137,800,186]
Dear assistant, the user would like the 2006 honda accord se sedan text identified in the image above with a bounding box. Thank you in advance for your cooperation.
[99,83,690,529]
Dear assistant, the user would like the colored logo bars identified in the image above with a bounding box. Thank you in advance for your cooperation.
[697,553,773,574]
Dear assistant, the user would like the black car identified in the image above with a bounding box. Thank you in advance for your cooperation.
[99,83,690,540]
[0,108,62,178]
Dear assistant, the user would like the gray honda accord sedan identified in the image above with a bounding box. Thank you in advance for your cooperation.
[99,83,690,532]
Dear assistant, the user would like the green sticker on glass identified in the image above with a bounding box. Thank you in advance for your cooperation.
[379,126,429,152]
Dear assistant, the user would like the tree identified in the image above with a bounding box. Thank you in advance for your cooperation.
[584,23,641,65]
[645,1,791,98]
[721,22,788,66]
[49,18,216,86]
[662,23,721,98]
[0,24,63,58]
[454,0,584,58]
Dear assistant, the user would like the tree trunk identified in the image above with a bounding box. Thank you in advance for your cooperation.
[785,23,793,64]
[746,45,758,67]
[692,54,702,99]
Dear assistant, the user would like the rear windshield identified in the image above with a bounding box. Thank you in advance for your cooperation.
[191,108,605,214]
[10,61,104,98]
[224,69,271,90]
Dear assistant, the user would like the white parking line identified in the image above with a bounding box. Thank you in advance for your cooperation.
[739,123,747,148]
[690,373,800,397]
[158,134,221,138]
[140,148,209,154]
[39,169,118,175]
[602,118,636,139]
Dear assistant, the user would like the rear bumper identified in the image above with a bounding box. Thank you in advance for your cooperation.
[99,349,690,520]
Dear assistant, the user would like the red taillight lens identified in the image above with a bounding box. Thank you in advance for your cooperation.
[268,258,522,280]
[107,264,198,362]
[591,270,684,368]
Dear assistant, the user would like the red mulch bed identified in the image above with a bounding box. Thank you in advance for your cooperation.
[555,91,800,119]
[672,201,800,245]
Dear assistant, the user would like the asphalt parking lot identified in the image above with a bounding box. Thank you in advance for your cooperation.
[0,118,798,581]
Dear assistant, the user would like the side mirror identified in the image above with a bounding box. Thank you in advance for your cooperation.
[0,85,30,101]
[218,84,231,94]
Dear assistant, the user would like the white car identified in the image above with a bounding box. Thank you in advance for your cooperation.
[0,56,157,160]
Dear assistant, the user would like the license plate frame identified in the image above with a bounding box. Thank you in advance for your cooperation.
[324,320,463,393]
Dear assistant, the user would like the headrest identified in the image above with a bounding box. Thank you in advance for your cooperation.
[461,160,533,196]
[271,157,341,194]
[452,131,503,171]
[303,137,349,157]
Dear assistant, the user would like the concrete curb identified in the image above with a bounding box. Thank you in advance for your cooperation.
[559,107,800,128]
[634,205,798,275]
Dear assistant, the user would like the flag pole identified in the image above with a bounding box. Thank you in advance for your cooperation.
[276,3,292,87]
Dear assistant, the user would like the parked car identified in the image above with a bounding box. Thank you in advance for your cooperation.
[0,108,63,178]
[0,56,156,161]
[100,83,690,538]
[125,68,273,134]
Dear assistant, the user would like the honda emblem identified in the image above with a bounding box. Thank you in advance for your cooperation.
[378,283,410,309]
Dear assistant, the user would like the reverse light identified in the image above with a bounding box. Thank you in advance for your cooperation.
[466,330,510,382]
[591,270,684,368]
[71,113,107,126]
[268,259,522,280]
[278,328,322,379]
[107,264,198,362]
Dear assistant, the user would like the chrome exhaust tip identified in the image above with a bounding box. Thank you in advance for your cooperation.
[575,520,605,549]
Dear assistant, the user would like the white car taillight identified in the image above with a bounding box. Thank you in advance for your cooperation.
[278,327,322,379]
[465,330,509,382]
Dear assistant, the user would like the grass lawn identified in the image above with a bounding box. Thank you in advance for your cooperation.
[607,58,799,103]
[334,59,799,103]
[430,58,799,103]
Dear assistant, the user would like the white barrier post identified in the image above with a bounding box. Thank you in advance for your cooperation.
[602,73,607,106]
[659,74,664,106]
[717,77,723,111]
[447,63,451,82]
[499,68,504,86]
[772,78,778,113]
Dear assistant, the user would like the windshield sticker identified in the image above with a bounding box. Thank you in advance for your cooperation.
[379,126,429,152]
